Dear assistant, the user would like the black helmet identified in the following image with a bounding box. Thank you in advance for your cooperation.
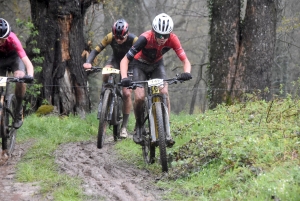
[112,19,129,40]
[0,18,11,39]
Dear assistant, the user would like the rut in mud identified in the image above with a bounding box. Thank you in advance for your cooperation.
[0,136,167,201]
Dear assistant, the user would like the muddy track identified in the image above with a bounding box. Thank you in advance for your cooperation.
[0,141,44,201]
[0,136,166,201]
[55,136,164,201]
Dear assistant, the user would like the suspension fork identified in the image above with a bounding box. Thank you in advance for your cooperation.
[149,86,161,141]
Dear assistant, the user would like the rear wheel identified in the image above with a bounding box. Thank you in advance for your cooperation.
[2,94,17,156]
[155,102,168,172]
[142,97,155,164]
[97,90,111,149]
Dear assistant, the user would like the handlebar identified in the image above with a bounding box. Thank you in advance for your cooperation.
[84,66,102,72]
[0,76,33,84]
[121,75,187,90]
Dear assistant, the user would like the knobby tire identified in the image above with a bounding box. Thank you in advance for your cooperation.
[2,94,17,156]
[112,96,122,141]
[97,90,111,149]
[154,102,168,172]
[142,97,155,164]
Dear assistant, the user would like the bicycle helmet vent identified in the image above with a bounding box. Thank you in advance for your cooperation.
[0,18,11,39]
[112,19,129,40]
[152,13,173,34]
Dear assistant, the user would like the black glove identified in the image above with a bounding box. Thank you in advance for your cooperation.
[121,78,131,87]
[23,75,34,83]
[179,73,192,81]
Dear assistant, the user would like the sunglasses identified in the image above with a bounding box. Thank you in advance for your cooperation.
[114,34,128,40]
[154,32,170,39]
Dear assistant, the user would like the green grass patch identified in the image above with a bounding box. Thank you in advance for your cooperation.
[116,97,300,200]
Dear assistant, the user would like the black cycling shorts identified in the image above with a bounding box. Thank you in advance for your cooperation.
[0,52,26,76]
[104,54,133,83]
[131,59,166,81]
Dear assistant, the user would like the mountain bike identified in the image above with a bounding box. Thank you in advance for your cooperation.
[0,76,30,157]
[128,75,186,172]
[88,67,123,149]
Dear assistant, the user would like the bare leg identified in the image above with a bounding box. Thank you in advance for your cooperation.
[133,87,145,144]
[120,87,132,138]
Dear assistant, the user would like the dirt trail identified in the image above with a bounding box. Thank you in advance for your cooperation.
[0,142,44,201]
[0,136,166,201]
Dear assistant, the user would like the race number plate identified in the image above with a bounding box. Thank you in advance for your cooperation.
[102,67,120,74]
[147,79,164,87]
[0,77,7,87]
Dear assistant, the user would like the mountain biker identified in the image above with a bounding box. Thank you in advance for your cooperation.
[0,18,34,129]
[83,19,138,139]
[120,13,192,146]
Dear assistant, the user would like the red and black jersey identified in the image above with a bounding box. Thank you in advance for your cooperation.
[126,30,187,64]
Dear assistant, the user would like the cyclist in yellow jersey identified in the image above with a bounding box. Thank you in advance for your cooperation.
[83,19,138,138]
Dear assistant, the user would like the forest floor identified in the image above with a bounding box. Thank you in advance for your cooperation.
[0,136,166,201]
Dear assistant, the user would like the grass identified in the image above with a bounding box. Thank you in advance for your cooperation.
[11,95,300,200]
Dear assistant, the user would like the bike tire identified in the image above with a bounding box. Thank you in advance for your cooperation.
[154,102,168,172]
[2,94,17,156]
[142,97,155,164]
[97,90,111,149]
[112,96,122,141]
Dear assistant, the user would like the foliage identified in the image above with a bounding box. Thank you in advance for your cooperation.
[15,18,44,114]
[35,105,55,116]
[116,95,300,200]
[277,15,300,33]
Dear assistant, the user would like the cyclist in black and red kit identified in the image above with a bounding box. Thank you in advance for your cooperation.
[120,13,192,146]
[83,19,138,138]
[0,18,34,129]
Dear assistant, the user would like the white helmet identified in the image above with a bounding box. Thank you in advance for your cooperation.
[152,13,173,34]
[0,18,11,39]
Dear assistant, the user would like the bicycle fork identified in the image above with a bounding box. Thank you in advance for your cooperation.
[97,90,116,122]
[148,87,171,143]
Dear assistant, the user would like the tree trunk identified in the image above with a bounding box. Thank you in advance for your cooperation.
[29,0,100,117]
[209,0,241,108]
[234,0,277,100]
[209,0,277,108]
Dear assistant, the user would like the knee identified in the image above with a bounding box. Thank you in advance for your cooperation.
[160,88,169,97]
[14,70,25,78]
[122,89,131,99]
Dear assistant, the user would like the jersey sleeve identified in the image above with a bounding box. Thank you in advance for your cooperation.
[170,34,187,61]
[126,35,147,61]
[95,32,113,52]
[10,33,27,58]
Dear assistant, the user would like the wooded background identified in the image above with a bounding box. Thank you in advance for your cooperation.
[1,0,299,115]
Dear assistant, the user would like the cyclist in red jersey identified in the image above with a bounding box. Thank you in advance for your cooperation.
[0,18,34,129]
[83,19,138,138]
[120,13,192,146]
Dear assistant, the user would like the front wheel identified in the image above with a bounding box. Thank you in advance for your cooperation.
[97,90,111,149]
[2,94,18,156]
[112,96,123,141]
[154,102,168,172]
